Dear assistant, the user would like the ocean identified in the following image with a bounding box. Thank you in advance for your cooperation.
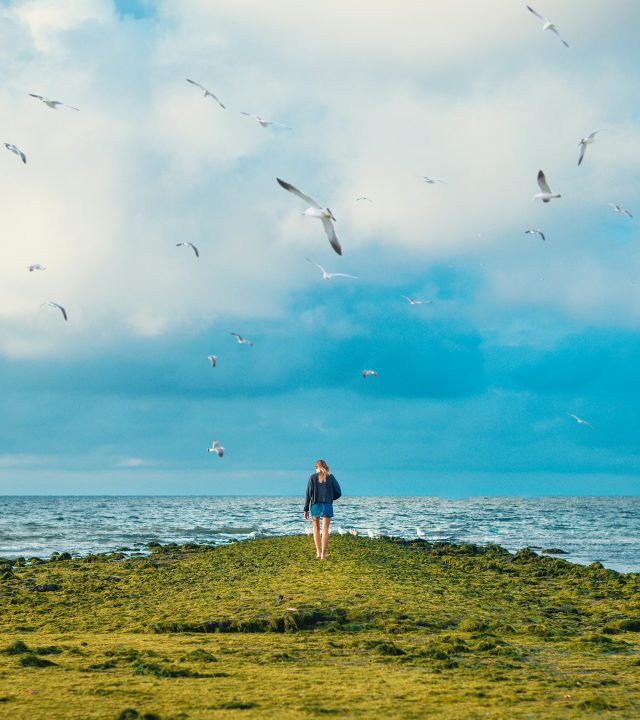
[1,495,638,573]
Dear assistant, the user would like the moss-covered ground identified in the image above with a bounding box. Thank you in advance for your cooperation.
[1,535,640,719]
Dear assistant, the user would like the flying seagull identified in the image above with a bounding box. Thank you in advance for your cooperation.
[276,178,342,255]
[28,263,47,272]
[567,413,593,429]
[207,355,217,368]
[305,258,357,281]
[230,332,254,346]
[402,296,432,305]
[526,5,569,47]
[356,196,372,203]
[578,130,605,166]
[207,440,225,456]
[185,79,225,109]
[525,228,546,241]
[534,170,561,203]
[609,203,633,218]
[240,112,292,129]
[176,242,199,257]
[423,176,446,184]
[362,369,378,379]
[4,143,26,164]
[28,93,78,111]
[42,300,67,321]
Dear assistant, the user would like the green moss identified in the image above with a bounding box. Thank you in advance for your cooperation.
[1,536,639,718]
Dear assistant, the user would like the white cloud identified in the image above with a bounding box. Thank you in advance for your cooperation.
[0,0,639,358]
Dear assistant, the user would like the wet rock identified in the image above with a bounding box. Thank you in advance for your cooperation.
[541,548,568,554]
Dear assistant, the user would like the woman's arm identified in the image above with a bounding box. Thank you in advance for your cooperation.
[331,475,342,501]
[304,476,314,513]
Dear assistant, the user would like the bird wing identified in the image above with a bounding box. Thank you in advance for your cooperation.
[321,217,342,256]
[537,170,551,193]
[328,273,358,279]
[305,257,325,274]
[549,26,569,47]
[61,102,79,111]
[28,93,45,101]
[538,230,546,241]
[230,332,241,341]
[186,78,206,92]
[189,243,200,257]
[578,142,587,166]
[526,5,545,21]
[240,111,256,119]
[50,302,67,321]
[276,178,322,210]
[208,93,225,109]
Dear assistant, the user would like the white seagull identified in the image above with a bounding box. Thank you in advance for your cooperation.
[526,5,569,47]
[525,228,546,241]
[207,355,217,368]
[230,332,254,346]
[402,296,432,305]
[176,242,199,258]
[276,178,342,255]
[362,369,378,379]
[28,93,78,111]
[240,112,292,129]
[305,258,357,281]
[28,263,47,272]
[185,79,225,109]
[578,130,605,167]
[423,176,446,184]
[42,300,67,321]
[207,440,225,456]
[609,203,633,219]
[4,143,26,164]
[416,527,425,539]
[534,170,561,203]
[567,413,593,429]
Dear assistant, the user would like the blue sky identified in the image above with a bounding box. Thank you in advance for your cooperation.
[1,0,639,496]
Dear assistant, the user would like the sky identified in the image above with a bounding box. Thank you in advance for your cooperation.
[1,0,640,496]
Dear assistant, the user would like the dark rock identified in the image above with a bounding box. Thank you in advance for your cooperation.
[541,548,568,554]
[34,584,61,592]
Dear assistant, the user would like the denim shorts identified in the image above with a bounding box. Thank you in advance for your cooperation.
[310,502,334,518]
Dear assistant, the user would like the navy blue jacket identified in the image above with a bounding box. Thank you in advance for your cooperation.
[304,473,342,512]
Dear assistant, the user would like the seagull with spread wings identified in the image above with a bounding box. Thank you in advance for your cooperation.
[568,413,593,429]
[230,332,254,346]
[28,93,78,111]
[185,79,225,109]
[578,130,605,166]
[207,440,225,456]
[526,5,569,47]
[402,296,432,305]
[28,263,47,272]
[609,203,633,218]
[305,258,357,281]
[525,228,546,241]
[240,112,292,129]
[42,300,67,321]
[362,369,378,379]
[176,242,199,258]
[4,143,26,164]
[534,170,561,203]
[277,178,342,255]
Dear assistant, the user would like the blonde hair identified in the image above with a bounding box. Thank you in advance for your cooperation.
[315,459,329,483]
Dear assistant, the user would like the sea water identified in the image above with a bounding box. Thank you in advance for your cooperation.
[1,495,638,573]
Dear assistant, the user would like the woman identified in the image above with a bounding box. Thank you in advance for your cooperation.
[303,459,342,559]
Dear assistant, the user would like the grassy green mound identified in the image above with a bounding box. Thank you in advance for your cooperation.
[1,536,639,719]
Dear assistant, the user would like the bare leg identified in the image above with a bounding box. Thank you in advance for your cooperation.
[312,516,321,558]
[321,516,331,559]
